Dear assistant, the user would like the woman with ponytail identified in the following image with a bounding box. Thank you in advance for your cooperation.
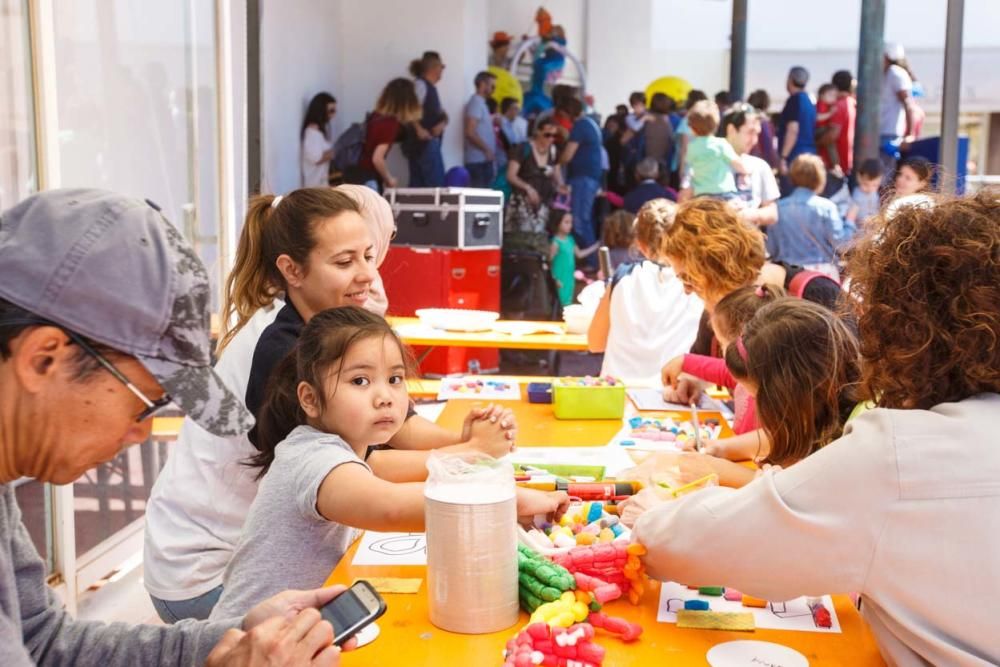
[144,186,515,623]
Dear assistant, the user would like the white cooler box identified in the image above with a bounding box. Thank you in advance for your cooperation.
[384,187,503,248]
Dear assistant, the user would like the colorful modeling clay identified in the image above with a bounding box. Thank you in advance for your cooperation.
[625,416,720,444]
[723,588,743,602]
[587,612,643,642]
[741,594,768,608]
[808,597,833,628]
[502,622,606,667]
[549,542,647,605]
[518,544,576,612]
[697,586,725,596]
[684,599,710,611]
[554,375,621,388]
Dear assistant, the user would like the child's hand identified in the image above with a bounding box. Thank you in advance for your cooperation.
[461,403,517,442]
[515,488,570,523]
[678,437,723,455]
[466,414,516,458]
[660,355,685,388]
[662,377,703,405]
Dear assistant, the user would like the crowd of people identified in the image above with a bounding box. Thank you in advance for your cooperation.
[3,30,996,667]
[297,40,931,315]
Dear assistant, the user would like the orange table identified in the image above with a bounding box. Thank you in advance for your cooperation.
[324,394,884,665]
[326,538,884,665]
[433,385,734,448]
[389,316,588,351]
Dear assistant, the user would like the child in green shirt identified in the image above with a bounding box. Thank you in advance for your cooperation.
[549,208,600,306]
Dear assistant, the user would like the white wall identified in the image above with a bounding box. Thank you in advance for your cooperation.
[260,0,340,194]
[587,0,729,116]
[260,0,488,190]
[330,0,487,175]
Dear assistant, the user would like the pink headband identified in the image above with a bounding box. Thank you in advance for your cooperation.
[735,336,749,363]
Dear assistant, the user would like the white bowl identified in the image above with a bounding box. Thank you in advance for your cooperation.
[562,304,593,335]
[415,308,500,332]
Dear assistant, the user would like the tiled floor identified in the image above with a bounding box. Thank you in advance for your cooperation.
[77,563,162,626]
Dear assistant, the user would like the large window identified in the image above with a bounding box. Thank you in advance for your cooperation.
[0,0,37,208]
[51,0,223,308]
[3,1,235,612]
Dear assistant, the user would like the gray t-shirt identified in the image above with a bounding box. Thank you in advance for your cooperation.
[464,94,496,164]
[211,425,368,619]
[880,64,912,137]
[0,485,235,666]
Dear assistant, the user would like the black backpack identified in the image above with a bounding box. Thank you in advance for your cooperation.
[332,115,368,172]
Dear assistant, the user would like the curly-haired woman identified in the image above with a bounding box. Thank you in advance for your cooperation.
[658,198,844,403]
[632,191,1000,666]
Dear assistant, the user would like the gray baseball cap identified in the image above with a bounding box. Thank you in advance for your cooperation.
[0,188,253,437]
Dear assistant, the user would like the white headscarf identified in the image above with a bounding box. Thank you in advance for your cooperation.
[334,184,395,316]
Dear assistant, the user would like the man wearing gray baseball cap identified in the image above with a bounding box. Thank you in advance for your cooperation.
[0,189,353,665]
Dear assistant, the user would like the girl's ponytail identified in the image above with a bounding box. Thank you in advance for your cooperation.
[218,194,282,353]
[248,349,302,478]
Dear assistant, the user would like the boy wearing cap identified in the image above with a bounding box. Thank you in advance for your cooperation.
[489,30,513,68]
[0,189,352,666]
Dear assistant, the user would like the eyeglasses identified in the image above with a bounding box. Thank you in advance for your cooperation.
[63,329,173,422]
[542,132,558,138]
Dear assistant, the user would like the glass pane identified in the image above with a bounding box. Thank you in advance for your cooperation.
[72,438,168,557]
[0,0,38,208]
[50,0,221,309]
[12,479,53,573]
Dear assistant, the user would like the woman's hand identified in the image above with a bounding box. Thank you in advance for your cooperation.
[525,186,541,207]
[618,487,668,529]
[385,175,399,189]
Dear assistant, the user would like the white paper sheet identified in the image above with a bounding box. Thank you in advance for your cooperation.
[352,531,427,566]
[436,377,522,401]
[656,582,841,633]
[627,388,695,411]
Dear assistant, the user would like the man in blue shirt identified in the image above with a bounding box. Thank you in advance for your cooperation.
[623,157,675,213]
[559,96,603,265]
[777,66,817,193]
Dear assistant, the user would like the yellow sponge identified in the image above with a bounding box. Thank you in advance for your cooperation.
[676,610,756,632]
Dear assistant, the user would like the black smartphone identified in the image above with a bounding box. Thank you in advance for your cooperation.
[319,580,387,646]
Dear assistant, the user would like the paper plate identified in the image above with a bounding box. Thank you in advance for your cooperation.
[415,308,499,332]
[707,640,808,667]
[352,621,380,648]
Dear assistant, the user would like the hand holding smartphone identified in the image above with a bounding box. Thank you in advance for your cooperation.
[320,580,387,646]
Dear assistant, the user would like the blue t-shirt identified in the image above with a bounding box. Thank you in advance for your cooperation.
[778,91,817,161]
[464,94,496,164]
[566,116,603,181]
